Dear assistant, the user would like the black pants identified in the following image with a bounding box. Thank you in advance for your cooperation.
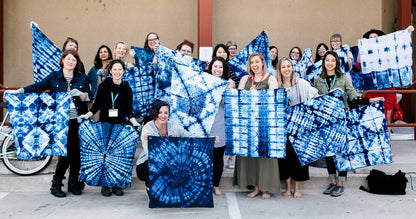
[278,138,309,181]
[136,160,149,188]
[325,156,347,177]
[54,119,81,181]
[213,146,225,187]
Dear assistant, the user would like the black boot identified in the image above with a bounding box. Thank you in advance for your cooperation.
[68,176,82,195]
[50,178,66,198]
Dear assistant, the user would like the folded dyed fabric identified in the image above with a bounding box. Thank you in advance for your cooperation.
[224,89,286,158]
[4,92,70,159]
[335,47,351,75]
[291,48,313,79]
[305,60,322,85]
[130,46,155,67]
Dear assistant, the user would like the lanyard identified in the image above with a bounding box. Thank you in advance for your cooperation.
[282,84,291,107]
[324,75,336,91]
[111,92,119,109]
[250,73,265,90]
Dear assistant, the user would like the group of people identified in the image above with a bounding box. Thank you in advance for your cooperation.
[7,25,411,201]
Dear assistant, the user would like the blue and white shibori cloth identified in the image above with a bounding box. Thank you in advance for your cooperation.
[349,46,365,91]
[155,45,206,101]
[358,29,413,90]
[224,89,286,158]
[168,63,227,136]
[291,48,313,79]
[335,47,351,75]
[286,89,347,166]
[31,22,62,83]
[122,66,155,118]
[4,92,70,159]
[333,101,393,172]
[79,120,138,188]
[305,60,322,85]
[130,46,155,67]
[227,31,274,78]
[148,136,214,208]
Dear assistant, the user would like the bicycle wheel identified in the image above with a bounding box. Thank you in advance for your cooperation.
[1,134,52,175]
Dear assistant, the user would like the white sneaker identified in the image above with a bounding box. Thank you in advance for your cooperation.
[227,156,235,169]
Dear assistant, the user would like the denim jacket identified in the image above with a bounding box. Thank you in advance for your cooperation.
[24,69,91,115]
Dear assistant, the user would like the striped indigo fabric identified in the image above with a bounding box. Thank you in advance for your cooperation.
[291,48,313,79]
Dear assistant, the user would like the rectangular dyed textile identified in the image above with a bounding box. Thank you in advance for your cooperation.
[333,101,393,172]
[305,60,322,85]
[227,31,273,79]
[79,120,139,188]
[131,46,155,67]
[286,89,347,166]
[358,29,413,90]
[224,89,286,158]
[31,22,62,83]
[122,66,155,118]
[349,46,365,91]
[155,45,206,101]
[168,63,227,136]
[335,47,351,74]
[292,48,313,79]
[148,136,214,208]
[4,92,70,159]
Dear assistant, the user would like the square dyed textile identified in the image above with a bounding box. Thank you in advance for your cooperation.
[169,63,227,136]
[155,45,206,101]
[358,29,413,90]
[305,60,322,85]
[131,46,155,67]
[224,89,286,158]
[292,48,313,79]
[227,31,273,79]
[286,89,347,166]
[333,101,393,172]
[31,22,62,83]
[122,66,155,118]
[79,120,139,188]
[4,92,70,159]
[335,47,351,74]
[148,136,214,208]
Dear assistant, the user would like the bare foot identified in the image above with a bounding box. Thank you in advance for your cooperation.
[213,187,222,196]
[293,190,302,198]
[282,190,292,198]
[262,191,271,200]
[247,188,261,198]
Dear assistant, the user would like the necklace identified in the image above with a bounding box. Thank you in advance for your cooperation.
[250,73,265,90]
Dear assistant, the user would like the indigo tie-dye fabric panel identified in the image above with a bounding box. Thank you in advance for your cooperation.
[349,46,365,91]
[4,92,70,159]
[286,89,347,166]
[292,48,313,79]
[155,45,206,101]
[169,63,227,136]
[335,47,351,74]
[79,120,139,188]
[358,29,413,90]
[333,101,392,172]
[227,31,273,79]
[122,66,155,118]
[31,22,62,83]
[148,136,214,208]
[224,89,286,158]
[131,46,155,67]
[305,60,322,85]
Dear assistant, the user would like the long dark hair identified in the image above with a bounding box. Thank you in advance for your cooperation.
[144,32,159,50]
[59,50,83,74]
[320,51,344,78]
[208,57,229,80]
[269,45,278,68]
[289,46,302,61]
[314,43,329,63]
[148,100,170,121]
[93,45,113,69]
[212,44,229,61]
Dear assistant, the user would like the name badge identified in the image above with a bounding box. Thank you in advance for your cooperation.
[108,109,118,117]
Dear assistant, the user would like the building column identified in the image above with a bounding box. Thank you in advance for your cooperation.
[197,0,212,61]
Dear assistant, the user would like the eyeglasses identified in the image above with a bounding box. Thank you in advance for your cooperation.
[148,38,159,42]
[228,47,237,51]
[291,51,300,54]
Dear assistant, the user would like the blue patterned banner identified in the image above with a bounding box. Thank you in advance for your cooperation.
[148,136,214,208]
[224,89,286,158]
[31,22,62,83]
[335,47,351,74]
[155,45,206,101]
[286,89,347,166]
[358,29,413,90]
[292,48,313,79]
[131,46,155,67]
[169,63,227,136]
[5,92,70,159]
[349,46,365,91]
[333,101,393,172]
[227,31,273,79]
[305,60,322,85]
[123,66,155,118]
[79,120,138,188]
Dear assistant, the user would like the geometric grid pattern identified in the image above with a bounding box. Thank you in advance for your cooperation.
[291,48,313,79]
[155,45,206,101]
[148,136,214,208]
[358,29,413,90]
[31,22,62,83]
[227,31,273,79]
[224,89,286,158]
[4,92,70,159]
[333,101,393,172]
[286,89,347,166]
[130,46,155,67]
[79,120,139,188]
[169,63,227,137]
[122,66,155,118]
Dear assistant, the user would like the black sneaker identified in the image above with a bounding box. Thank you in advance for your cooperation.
[101,186,111,197]
[331,185,344,197]
[112,187,124,196]
[323,183,336,195]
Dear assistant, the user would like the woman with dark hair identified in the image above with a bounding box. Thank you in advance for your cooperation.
[212,44,229,61]
[314,43,329,63]
[14,50,91,198]
[78,59,140,197]
[289,46,302,62]
[177,40,194,56]
[269,46,278,76]
[87,45,113,98]
[314,51,382,197]
[144,32,160,52]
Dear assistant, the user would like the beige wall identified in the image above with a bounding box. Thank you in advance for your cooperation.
[4,0,400,87]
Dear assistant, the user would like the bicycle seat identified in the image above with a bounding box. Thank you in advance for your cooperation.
[0,102,8,109]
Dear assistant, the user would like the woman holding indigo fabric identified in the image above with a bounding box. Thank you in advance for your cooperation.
[314,51,382,197]
[87,45,113,98]
[276,57,318,198]
[78,59,141,197]
[233,52,280,200]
